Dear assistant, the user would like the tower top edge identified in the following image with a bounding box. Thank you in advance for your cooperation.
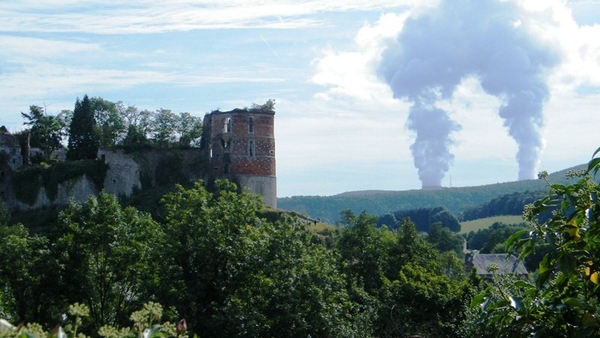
[207,108,275,116]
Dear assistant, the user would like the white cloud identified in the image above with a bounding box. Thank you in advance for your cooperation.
[0,0,422,34]
[520,1,600,93]
[307,0,600,192]
[0,65,284,102]
[0,35,99,55]
[312,12,407,101]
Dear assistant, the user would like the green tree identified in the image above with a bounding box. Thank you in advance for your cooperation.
[177,112,202,147]
[379,206,460,232]
[55,193,164,331]
[21,105,66,160]
[368,218,471,337]
[122,108,153,147]
[67,95,98,160]
[120,104,140,127]
[427,222,464,255]
[387,218,438,278]
[122,124,147,147]
[472,150,600,337]
[90,97,125,147]
[377,263,471,337]
[160,181,371,337]
[159,180,266,335]
[220,216,372,337]
[0,223,58,324]
[151,109,178,147]
[336,210,394,293]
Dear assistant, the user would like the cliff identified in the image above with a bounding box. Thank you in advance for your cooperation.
[4,148,204,210]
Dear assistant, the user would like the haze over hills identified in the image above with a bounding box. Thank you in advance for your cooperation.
[277,163,588,223]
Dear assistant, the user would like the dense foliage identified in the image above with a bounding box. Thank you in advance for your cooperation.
[68,95,99,160]
[90,97,126,148]
[427,222,465,255]
[378,206,460,232]
[17,95,204,155]
[471,149,600,337]
[465,222,529,253]
[0,181,474,337]
[458,190,547,221]
[56,193,164,331]
[3,158,598,336]
[21,105,67,161]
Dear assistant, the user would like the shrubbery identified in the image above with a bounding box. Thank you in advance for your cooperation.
[0,181,473,337]
[471,149,600,336]
[0,302,186,338]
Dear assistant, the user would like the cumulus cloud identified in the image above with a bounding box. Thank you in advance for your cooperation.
[312,13,407,101]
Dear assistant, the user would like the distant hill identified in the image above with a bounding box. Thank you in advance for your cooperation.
[277,164,587,223]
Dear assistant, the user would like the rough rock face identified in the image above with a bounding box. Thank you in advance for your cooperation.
[12,174,98,210]
[99,149,141,198]
[6,148,205,210]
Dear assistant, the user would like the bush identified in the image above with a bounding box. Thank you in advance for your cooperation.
[472,149,600,337]
[0,302,187,338]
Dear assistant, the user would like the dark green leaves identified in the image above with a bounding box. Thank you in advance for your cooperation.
[587,146,600,176]
[67,95,98,160]
[472,147,600,337]
[56,193,163,330]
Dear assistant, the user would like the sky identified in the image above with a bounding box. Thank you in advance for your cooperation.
[1,0,599,197]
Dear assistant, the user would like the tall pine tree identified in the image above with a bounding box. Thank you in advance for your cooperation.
[67,95,98,160]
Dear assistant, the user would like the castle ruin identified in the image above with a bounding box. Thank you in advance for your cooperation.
[0,103,278,211]
[201,105,277,208]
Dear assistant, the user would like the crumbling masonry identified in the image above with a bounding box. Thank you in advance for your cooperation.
[201,106,277,208]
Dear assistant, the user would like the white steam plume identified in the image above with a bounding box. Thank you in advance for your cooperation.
[379,0,562,187]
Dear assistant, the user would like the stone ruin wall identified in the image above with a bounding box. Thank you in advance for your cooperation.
[4,148,205,210]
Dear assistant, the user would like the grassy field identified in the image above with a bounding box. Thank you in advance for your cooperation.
[460,215,526,234]
[307,215,527,236]
[308,222,337,234]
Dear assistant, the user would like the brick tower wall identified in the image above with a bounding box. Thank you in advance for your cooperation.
[202,108,277,208]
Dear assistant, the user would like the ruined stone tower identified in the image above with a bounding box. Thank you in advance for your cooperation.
[201,103,277,208]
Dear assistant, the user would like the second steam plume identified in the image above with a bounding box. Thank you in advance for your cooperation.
[379,0,562,188]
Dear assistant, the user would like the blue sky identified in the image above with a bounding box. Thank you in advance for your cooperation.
[1,0,599,197]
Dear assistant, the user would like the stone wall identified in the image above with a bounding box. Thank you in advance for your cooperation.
[10,174,98,210]
[236,175,277,209]
[99,149,141,198]
[5,148,205,210]
[4,142,275,210]
[100,148,204,194]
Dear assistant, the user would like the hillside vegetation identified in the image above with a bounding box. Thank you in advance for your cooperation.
[1,180,476,337]
[278,164,586,223]
[378,206,460,232]
[4,158,600,337]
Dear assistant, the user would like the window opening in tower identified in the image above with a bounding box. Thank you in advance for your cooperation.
[248,140,255,157]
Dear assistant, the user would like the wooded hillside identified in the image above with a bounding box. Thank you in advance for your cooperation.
[277,164,587,223]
